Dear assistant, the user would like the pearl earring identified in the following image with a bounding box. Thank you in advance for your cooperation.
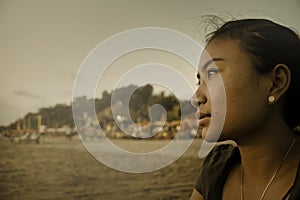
[268,96,275,103]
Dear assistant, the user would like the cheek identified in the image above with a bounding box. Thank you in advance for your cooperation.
[222,88,267,137]
[202,82,227,141]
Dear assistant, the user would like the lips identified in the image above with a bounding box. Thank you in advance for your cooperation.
[196,111,211,119]
[199,113,211,119]
[197,112,211,127]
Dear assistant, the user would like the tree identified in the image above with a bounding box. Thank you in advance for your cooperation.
[129,84,153,121]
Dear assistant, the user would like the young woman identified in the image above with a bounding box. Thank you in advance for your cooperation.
[190,18,300,200]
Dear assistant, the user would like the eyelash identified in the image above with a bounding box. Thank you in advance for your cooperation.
[196,68,219,85]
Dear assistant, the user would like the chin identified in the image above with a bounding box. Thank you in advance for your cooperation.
[201,128,222,143]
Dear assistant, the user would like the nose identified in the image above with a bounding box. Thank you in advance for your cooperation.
[191,83,207,108]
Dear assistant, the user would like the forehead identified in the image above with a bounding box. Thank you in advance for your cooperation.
[199,39,248,67]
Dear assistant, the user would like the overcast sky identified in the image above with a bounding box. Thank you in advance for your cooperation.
[0,0,299,126]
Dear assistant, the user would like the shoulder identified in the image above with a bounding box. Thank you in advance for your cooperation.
[203,143,237,169]
[195,143,239,198]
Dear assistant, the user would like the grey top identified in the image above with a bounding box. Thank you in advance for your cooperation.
[195,144,300,200]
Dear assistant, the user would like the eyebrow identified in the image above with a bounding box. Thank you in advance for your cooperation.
[201,58,225,70]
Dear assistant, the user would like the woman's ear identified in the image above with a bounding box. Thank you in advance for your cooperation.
[268,64,291,102]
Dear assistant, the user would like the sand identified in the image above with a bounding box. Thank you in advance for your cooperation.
[0,136,203,200]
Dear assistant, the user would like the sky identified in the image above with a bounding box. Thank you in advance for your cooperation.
[0,0,299,126]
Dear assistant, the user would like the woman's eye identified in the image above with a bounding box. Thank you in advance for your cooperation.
[207,68,218,78]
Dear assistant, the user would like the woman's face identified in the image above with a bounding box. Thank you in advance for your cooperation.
[194,39,271,142]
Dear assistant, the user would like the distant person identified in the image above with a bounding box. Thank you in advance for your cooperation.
[190,18,300,199]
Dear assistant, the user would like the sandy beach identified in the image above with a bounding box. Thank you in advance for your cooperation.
[0,136,203,200]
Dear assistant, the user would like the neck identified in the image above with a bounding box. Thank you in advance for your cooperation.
[236,123,296,183]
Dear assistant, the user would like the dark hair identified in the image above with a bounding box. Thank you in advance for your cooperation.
[206,18,300,131]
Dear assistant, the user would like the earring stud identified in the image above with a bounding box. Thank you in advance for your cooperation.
[268,96,275,103]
